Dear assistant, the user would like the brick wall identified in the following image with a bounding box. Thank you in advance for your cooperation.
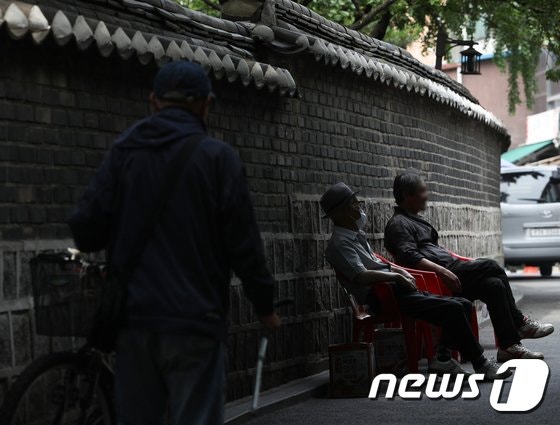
[0,37,508,402]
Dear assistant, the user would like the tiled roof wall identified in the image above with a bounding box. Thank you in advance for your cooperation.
[0,0,508,133]
[0,0,298,95]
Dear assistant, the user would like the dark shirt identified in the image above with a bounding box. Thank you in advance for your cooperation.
[69,107,274,339]
[384,207,456,268]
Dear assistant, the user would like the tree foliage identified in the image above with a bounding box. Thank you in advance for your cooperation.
[177,0,560,113]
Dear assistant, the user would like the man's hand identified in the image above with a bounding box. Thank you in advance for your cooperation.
[436,268,462,295]
[259,312,281,331]
[392,268,417,291]
[393,273,417,292]
[393,267,414,281]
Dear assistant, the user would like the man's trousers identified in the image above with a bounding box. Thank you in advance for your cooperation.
[115,329,225,425]
[369,287,484,361]
[449,258,524,349]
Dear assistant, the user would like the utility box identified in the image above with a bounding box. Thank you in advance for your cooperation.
[328,343,375,398]
[374,328,408,376]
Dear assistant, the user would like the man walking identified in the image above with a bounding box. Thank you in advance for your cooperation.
[323,182,510,380]
[385,171,553,362]
[69,61,280,425]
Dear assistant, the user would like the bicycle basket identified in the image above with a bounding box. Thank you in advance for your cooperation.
[30,252,104,337]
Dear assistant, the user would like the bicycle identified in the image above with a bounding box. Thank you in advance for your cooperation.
[0,249,288,425]
[0,250,116,425]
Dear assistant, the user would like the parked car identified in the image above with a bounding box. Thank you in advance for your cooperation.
[501,165,560,276]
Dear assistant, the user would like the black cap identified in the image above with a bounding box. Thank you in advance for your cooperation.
[153,61,214,101]
[320,182,360,218]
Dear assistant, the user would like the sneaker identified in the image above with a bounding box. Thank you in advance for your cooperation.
[518,316,554,339]
[428,357,468,376]
[475,358,512,381]
[497,343,544,362]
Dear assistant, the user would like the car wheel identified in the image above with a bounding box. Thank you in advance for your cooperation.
[540,264,553,277]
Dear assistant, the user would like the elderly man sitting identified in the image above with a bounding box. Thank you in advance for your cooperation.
[322,182,509,380]
[385,171,553,362]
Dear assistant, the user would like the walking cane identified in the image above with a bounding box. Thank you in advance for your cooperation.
[251,333,269,413]
[250,298,293,414]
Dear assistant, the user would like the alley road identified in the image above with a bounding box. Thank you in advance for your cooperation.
[247,275,560,425]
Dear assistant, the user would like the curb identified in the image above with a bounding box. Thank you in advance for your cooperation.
[226,284,525,423]
[225,371,329,424]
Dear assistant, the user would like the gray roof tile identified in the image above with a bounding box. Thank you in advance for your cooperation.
[0,0,297,96]
[0,0,508,131]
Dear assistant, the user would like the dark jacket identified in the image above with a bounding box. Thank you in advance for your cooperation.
[69,107,274,339]
[384,207,455,268]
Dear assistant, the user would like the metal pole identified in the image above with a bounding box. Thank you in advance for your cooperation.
[435,27,447,70]
[251,335,269,413]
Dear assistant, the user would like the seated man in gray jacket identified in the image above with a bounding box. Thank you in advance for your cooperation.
[323,182,509,380]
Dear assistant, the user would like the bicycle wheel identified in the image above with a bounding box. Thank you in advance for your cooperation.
[0,351,114,425]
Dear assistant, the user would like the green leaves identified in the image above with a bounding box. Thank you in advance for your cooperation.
[174,0,560,113]
[312,0,358,24]
[177,0,220,16]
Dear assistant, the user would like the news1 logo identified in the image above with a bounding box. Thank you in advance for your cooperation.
[369,359,549,412]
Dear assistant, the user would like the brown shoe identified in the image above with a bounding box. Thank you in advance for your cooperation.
[518,316,554,339]
[475,358,512,381]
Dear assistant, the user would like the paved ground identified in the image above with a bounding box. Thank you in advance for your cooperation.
[246,274,560,425]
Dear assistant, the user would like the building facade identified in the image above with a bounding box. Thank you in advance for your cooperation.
[443,52,560,150]
[0,0,509,402]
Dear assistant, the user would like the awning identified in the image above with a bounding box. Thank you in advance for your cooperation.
[501,158,514,168]
[501,140,554,163]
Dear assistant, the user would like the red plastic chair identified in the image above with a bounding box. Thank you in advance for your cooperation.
[375,253,462,360]
[375,253,441,293]
[449,251,473,262]
[378,252,481,342]
[385,251,499,351]
[332,269,420,373]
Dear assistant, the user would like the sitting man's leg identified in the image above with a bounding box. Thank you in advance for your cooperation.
[450,258,551,360]
[434,297,472,363]
[489,260,554,339]
[393,290,509,380]
[456,259,524,322]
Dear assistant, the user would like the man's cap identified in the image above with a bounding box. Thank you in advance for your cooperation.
[153,61,214,102]
[320,182,360,218]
